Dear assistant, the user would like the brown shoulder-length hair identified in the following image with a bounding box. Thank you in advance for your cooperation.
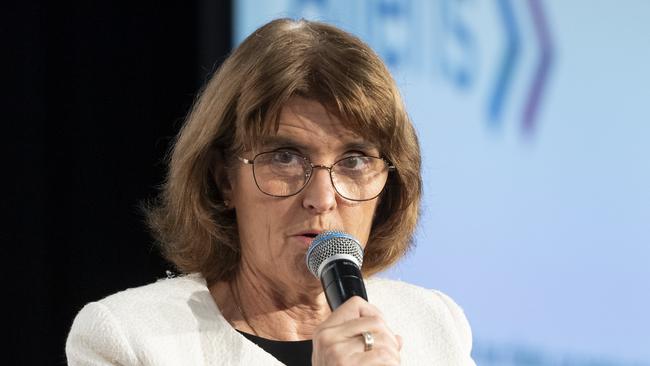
[146,18,422,285]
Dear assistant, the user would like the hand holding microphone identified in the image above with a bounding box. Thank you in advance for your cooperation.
[307,231,402,365]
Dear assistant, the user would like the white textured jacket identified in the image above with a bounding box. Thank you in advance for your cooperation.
[66,274,475,365]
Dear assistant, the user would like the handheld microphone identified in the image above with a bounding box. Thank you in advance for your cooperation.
[306,230,368,310]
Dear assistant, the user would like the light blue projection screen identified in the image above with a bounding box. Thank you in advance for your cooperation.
[234,1,650,364]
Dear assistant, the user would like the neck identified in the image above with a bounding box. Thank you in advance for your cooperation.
[210,262,331,341]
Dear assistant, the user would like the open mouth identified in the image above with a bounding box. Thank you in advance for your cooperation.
[302,233,318,238]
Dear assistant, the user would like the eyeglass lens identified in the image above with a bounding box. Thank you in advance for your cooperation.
[251,151,389,200]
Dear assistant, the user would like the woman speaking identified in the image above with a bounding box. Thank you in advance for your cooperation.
[66,18,475,365]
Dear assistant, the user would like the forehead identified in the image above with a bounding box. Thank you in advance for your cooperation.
[259,97,379,153]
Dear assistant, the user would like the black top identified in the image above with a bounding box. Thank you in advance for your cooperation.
[237,330,312,366]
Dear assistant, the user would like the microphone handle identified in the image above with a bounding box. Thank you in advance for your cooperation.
[320,259,368,310]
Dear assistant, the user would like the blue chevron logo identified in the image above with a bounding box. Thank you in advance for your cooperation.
[488,0,554,135]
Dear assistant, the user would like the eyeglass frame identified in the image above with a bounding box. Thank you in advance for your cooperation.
[237,151,396,202]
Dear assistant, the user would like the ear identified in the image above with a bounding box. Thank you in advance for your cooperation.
[212,150,235,207]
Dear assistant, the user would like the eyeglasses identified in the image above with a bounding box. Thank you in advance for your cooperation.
[238,151,395,201]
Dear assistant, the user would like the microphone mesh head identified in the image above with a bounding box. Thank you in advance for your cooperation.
[306,230,364,277]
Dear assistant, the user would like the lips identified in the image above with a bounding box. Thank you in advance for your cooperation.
[292,230,325,246]
[294,228,325,237]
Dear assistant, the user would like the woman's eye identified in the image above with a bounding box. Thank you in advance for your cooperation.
[271,151,298,164]
[340,156,368,170]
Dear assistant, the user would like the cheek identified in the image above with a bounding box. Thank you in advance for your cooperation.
[232,179,295,247]
[343,201,379,246]
[230,167,261,210]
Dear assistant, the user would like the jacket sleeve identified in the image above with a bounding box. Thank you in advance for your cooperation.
[66,302,139,366]
[433,290,476,366]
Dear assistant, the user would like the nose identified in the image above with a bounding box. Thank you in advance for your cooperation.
[301,166,337,214]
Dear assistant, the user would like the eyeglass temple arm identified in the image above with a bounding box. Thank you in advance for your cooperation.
[385,159,396,170]
[238,156,254,165]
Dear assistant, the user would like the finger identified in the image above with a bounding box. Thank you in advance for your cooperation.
[396,334,403,351]
[327,315,400,349]
[314,316,397,350]
[323,324,401,358]
[356,331,400,355]
[321,331,401,363]
[319,296,384,328]
[312,314,401,366]
[347,342,401,366]
[314,315,399,348]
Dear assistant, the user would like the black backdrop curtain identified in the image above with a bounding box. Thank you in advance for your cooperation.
[7,1,232,364]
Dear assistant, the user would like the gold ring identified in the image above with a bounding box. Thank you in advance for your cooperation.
[361,331,374,352]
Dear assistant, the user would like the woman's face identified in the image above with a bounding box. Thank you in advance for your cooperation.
[228,96,381,293]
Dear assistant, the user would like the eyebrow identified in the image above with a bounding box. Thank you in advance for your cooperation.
[259,136,309,151]
[258,136,380,154]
